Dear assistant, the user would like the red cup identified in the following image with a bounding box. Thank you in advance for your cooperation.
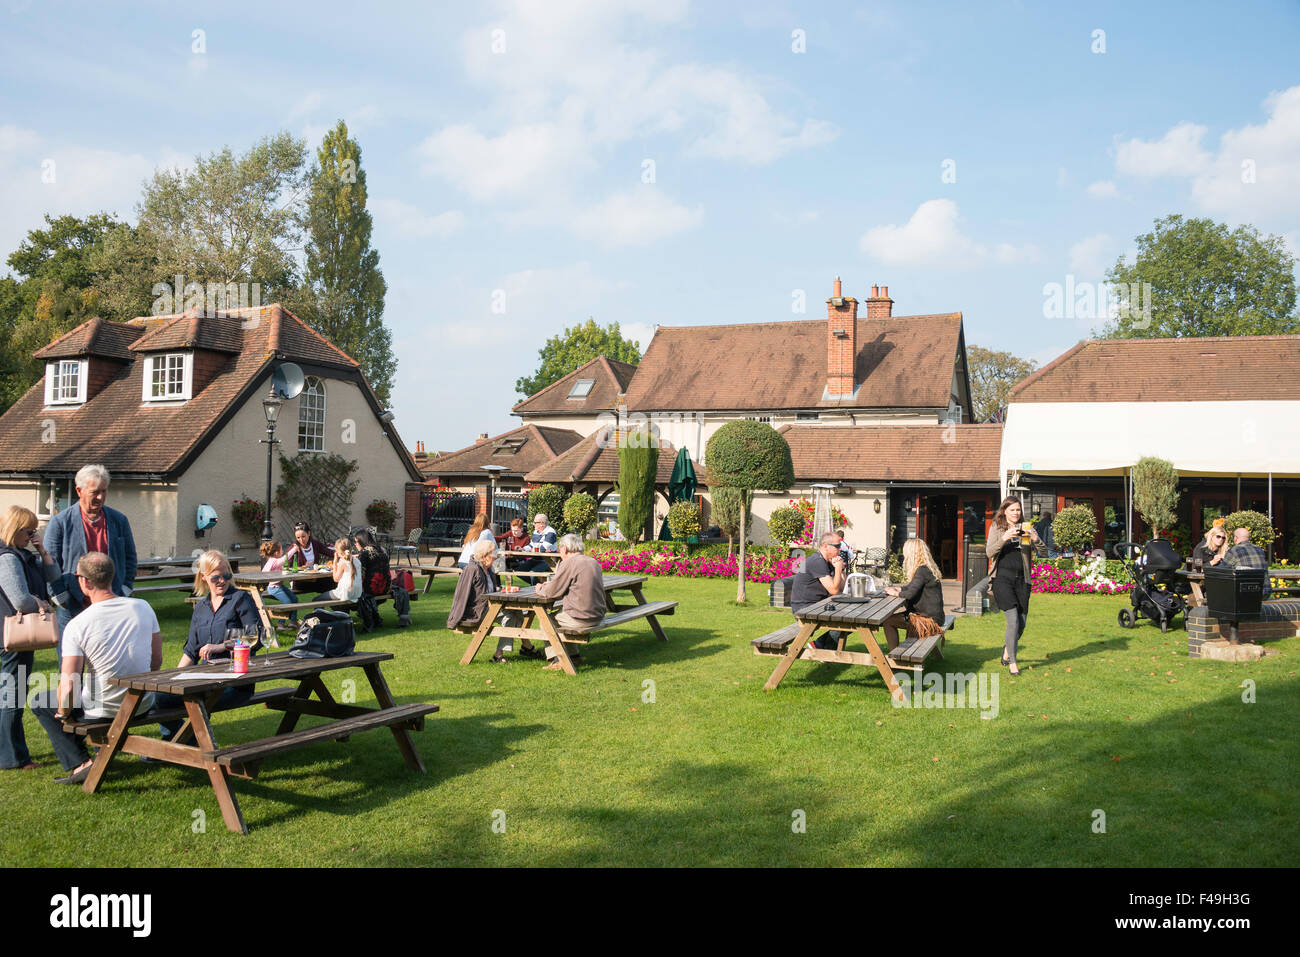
[232,643,250,674]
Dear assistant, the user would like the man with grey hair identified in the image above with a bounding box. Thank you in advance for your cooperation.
[43,464,138,641]
[791,531,848,651]
[517,511,558,573]
[532,533,605,670]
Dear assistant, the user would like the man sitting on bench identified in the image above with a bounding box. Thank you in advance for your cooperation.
[30,552,162,785]
[532,534,605,670]
[791,532,848,650]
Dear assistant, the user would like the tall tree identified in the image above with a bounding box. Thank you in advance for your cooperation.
[131,132,307,298]
[296,121,394,403]
[967,346,1037,422]
[616,432,659,543]
[0,213,121,410]
[705,421,795,603]
[1101,214,1299,338]
[516,318,641,396]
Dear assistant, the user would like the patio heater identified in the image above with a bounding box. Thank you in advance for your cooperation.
[811,483,835,540]
[481,465,507,534]
[260,387,282,541]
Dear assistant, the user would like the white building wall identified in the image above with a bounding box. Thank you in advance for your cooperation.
[515,414,606,437]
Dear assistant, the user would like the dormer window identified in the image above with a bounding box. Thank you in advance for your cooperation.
[142,352,193,402]
[567,378,595,398]
[493,438,526,456]
[44,360,87,405]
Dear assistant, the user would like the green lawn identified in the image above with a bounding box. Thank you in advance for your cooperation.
[3,577,1296,866]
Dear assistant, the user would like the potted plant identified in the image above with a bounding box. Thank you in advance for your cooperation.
[666,501,702,542]
[365,499,399,532]
[231,497,265,539]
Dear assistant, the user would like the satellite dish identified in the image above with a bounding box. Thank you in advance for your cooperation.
[271,362,305,399]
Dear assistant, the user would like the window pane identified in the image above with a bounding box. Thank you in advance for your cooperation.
[298,376,325,452]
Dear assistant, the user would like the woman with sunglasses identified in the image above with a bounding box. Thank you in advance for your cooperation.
[154,550,263,741]
[0,506,65,770]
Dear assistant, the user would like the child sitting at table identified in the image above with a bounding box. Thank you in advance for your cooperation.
[259,540,298,624]
[324,538,363,602]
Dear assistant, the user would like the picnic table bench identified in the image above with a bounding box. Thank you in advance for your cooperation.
[456,574,676,675]
[71,650,437,834]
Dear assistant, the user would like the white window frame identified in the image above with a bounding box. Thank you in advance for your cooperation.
[44,360,88,405]
[141,352,193,403]
[298,376,326,453]
[568,378,595,398]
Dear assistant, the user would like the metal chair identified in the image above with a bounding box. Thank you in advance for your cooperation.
[391,527,423,567]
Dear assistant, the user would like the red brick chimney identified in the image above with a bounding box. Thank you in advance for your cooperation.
[826,276,858,397]
[412,440,428,470]
[866,283,893,319]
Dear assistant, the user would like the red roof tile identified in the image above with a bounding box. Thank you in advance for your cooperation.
[523,427,707,485]
[423,425,583,481]
[778,424,1002,483]
[512,356,637,416]
[33,318,140,361]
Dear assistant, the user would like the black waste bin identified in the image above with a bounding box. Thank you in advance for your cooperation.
[1204,564,1267,623]
[769,576,795,608]
[963,543,988,609]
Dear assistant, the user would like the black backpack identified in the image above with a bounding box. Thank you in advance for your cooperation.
[289,609,355,658]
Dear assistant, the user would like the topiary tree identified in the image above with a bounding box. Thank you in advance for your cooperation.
[666,500,701,540]
[562,492,598,540]
[1223,510,1279,550]
[527,484,568,533]
[705,420,795,602]
[616,430,659,543]
[1052,504,1098,557]
[711,486,749,557]
[1132,456,1180,535]
[767,506,804,551]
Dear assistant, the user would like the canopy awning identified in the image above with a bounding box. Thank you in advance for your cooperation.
[1000,401,1300,483]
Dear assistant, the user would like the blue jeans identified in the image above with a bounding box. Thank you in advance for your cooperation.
[155,687,255,741]
[29,692,92,771]
[516,557,550,572]
[266,584,298,622]
[0,649,35,767]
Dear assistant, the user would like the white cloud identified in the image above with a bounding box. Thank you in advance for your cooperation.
[417,121,591,201]
[372,198,465,239]
[1068,233,1113,278]
[568,188,702,246]
[619,321,655,352]
[1115,121,1211,178]
[1086,180,1118,198]
[859,199,1036,268]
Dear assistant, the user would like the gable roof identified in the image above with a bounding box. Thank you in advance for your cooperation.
[778,424,1003,483]
[33,317,140,361]
[0,304,418,480]
[512,355,638,416]
[523,427,708,485]
[622,314,963,412]
[1012,335,1300,403]
[423,424,583,480]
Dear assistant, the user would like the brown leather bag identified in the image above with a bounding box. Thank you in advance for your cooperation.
[3,605,59,652]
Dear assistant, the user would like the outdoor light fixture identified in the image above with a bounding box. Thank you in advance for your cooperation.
[874,498,882,514]
[481,464,507,533]
[260,387,283,541]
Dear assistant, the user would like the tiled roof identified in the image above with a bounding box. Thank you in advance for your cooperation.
[523,427,708,485]
[0,304,389,477]
[128,312,246,354]
[423,425,583,480]
[512,356,637,415]
[622,314,963,412]
[777,424,1003,483]
[1012,336,1300,402]
[33,318,140,361]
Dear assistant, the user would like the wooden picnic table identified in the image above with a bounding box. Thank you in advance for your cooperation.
[756,594,910,700]
[233,567,338,634]
[70,650,437,834]
[137,556,241,573]
[1177,566,1300,608]
[457,574,676,675]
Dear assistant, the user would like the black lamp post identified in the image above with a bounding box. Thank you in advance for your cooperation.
[260,387,283,541]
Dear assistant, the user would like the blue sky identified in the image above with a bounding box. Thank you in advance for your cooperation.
[2,0,1298,454]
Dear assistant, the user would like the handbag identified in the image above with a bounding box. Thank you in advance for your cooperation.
[289,609,355,658]
[394,569,415,592]
[3,605,59,652]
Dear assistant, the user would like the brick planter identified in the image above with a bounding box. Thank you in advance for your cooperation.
[1187,600,1300,658]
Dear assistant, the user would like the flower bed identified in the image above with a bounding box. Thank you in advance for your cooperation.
[1032,559,1132,595]
[593,548,796,583]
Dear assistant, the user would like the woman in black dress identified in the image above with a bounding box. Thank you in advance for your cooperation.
[987,497,1039,675]
[883,538,946,651]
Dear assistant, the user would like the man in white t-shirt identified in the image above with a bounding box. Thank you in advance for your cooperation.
[31,552,161,785]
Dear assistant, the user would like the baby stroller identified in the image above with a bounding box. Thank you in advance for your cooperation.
[1114,538,1188,632]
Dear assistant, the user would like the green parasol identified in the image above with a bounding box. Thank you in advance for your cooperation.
[659,448,699,539]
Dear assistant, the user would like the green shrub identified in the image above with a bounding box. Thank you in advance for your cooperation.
[1052,505,1098,554]
[887,550,904,583]
[1223,510,1279,549]
[767,506,804,548]
[617,432,658,543]
[527,484,569,533]
[666,501,701,539]
[1132,456,1180,533]
[711,487,749,544]
[562,492,598,538]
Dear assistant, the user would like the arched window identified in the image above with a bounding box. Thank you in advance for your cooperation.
[297,376,325,452]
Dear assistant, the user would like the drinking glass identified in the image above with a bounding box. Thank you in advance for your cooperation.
[252,623,278,664]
